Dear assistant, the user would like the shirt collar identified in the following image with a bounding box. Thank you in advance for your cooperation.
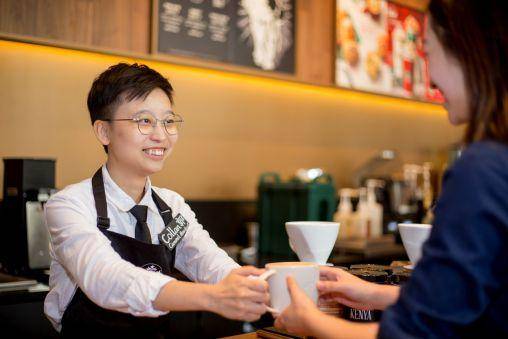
[101,165,159,214]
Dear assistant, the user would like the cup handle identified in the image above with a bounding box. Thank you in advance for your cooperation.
[266,306,280,315]
[247,270,279,314]
[260,270,281,315]
[258,269,276,281]
[247,269,276,281]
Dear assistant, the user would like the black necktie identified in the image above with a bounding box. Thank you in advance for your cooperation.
[129,205,152,244]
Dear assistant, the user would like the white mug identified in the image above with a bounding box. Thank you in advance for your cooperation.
[262,262,319,315]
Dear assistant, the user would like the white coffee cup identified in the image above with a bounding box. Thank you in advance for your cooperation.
[285,221,340,265]
[264,262,319,315]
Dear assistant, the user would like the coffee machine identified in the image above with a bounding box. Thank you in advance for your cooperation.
[0,158,55,275]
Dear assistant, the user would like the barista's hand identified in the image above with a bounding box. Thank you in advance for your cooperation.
[274,276,321,336]
[208,266,269,322]
[317,266,399,310]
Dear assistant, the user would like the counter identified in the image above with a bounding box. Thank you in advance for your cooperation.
[0,280,56,338]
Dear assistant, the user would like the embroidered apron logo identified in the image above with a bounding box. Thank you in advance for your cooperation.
[158,213,189,250]
[142,263,162,273]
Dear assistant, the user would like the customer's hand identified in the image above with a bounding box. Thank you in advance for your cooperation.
[208,266,269,322]
[317,266,381,310]
[274,276,321,336]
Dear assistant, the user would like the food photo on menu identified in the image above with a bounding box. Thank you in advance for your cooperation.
[336,0,443,103]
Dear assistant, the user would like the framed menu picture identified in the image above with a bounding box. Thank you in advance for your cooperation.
[335,0,443,103]
[153,0,295,74]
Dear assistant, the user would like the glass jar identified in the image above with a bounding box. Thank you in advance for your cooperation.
[349,264,392,274]
[389,266,412,285]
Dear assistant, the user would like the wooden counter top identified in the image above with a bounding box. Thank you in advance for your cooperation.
[221,333,257,339]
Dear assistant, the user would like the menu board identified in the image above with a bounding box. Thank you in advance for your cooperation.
[335,0,443,103]
[155,0,295,74]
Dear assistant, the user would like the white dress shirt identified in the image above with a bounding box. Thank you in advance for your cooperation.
[44,166,239,331]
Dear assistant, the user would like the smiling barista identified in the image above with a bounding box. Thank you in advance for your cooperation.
[44,63,269,337]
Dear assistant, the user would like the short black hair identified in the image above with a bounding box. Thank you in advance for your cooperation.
[87,63,174,152]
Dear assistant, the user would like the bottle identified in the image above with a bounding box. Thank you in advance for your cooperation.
[366,180,383,238]
[422,162,434,211]
[355,188,371,239]
[334,189,354,240]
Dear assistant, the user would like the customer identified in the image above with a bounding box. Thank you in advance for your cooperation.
[274,0,508,337]
[44,63,269,337]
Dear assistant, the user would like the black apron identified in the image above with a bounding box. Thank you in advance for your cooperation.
[61,169,179,338]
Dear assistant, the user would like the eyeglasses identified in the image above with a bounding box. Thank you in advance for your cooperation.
[103,112,184,135]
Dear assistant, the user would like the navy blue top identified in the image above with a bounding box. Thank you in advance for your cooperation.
[379,141,508,338]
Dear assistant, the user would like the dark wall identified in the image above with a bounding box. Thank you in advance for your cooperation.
[186,200,257,247]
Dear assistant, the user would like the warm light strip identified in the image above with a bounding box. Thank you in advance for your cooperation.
[0,38,445,116]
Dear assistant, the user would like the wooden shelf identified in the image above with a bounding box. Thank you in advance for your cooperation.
[0,0,433,103]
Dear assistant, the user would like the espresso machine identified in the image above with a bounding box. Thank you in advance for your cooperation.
[354,150,438,242]
[0,158,55,276]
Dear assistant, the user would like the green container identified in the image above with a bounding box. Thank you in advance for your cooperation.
[258,172,337,257]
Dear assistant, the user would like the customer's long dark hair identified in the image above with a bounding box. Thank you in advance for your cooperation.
[429,0,508,144]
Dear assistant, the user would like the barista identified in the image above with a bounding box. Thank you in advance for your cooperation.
[44,63,269,337]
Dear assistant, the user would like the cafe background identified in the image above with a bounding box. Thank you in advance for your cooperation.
[0,0,462,337]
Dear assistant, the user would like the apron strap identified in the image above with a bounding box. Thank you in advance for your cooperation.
[92,168,110,230]
[151,190,174,226]
[151,190,177,268]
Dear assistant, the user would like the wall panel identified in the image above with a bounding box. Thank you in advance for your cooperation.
[0,40,461,200]
[0,0,150,53]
